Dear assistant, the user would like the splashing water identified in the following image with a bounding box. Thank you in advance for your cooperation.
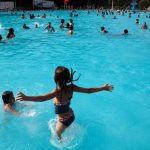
[48,119,85,149]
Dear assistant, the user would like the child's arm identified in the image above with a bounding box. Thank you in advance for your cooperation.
[16,89,57,102]
[73,84,113,94]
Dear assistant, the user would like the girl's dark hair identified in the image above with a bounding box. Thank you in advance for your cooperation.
[54,66,80,89]
[2,91,13,104]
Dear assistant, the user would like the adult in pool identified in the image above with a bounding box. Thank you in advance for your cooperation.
[45,22,55,32]
[16,66,113,140]
[2,91,20,115]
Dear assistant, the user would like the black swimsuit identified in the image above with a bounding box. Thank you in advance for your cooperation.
[54,97,75,127]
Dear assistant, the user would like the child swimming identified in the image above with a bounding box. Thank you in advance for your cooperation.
[16,66,113,140]
[23,24,30,29]
[100,26,108,33]
[6,28,15,39]
[2,91,20,115]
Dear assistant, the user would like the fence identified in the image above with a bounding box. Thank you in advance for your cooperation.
[0,1,14,10]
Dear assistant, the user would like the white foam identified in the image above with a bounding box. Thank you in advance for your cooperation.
[34,22,40,26]
[48,119,85,149]
[22,110,37,117]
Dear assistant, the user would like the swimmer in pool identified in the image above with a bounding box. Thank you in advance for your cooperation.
[45,22,55,32]
[42,13,46,18]
[2,91,20,115]
[123,29,128,35]
[23,24,30,29]
[141,22,148,29]
[100,26,108,33]
[68,25,73,35]
[16,66,113,140]
[35,24,38,28]
[6,28,15,39]
[69,19,74,28]
[21,14,25,19]
[60,19,65,29]
[136,19,139,25]
[65,23,70,29]
[113,29,128,36]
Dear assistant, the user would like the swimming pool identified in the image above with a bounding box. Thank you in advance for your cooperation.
[0,10,150,150]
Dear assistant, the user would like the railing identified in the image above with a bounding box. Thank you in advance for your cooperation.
[0,2,14,10]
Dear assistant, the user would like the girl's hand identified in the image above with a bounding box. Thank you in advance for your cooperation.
[16,92,26,101]
[103,84,114,91]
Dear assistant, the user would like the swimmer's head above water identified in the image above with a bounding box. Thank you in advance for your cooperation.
[2,91,15,105]
[101,26,108,33]
[124,29,128,35]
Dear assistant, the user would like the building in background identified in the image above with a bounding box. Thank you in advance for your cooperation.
[33,0,55,9]
[0,0,138,10]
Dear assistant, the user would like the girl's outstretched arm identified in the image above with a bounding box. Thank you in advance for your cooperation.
[16,89,57,102]
[73,84,113,94]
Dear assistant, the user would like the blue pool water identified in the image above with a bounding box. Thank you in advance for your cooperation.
[0,10,150,150]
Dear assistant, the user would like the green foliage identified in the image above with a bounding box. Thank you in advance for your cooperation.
[138,0,150,9]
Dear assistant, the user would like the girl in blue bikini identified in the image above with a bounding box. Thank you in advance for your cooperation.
[16,66,113,140]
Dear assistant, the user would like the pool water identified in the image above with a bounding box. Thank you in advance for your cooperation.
[0,10,150,150]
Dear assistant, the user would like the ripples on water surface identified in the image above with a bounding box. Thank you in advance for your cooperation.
[0,10,150,150]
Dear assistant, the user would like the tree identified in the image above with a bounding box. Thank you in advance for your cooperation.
[138,0,150,9]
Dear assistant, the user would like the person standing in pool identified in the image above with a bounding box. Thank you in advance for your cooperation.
[16,66,113,140]
[45,22,55,32]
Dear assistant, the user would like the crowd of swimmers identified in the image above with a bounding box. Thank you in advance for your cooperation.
[1,9,150,141]
[0,9,150,43]
[0,28,15,43]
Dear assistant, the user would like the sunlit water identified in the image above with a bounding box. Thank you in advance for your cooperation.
[0,10,150,150]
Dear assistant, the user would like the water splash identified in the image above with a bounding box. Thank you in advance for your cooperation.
[48,119,85,149]
[22,109,37,117]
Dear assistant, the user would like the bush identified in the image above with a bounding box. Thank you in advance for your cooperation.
[138,0,150,9]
